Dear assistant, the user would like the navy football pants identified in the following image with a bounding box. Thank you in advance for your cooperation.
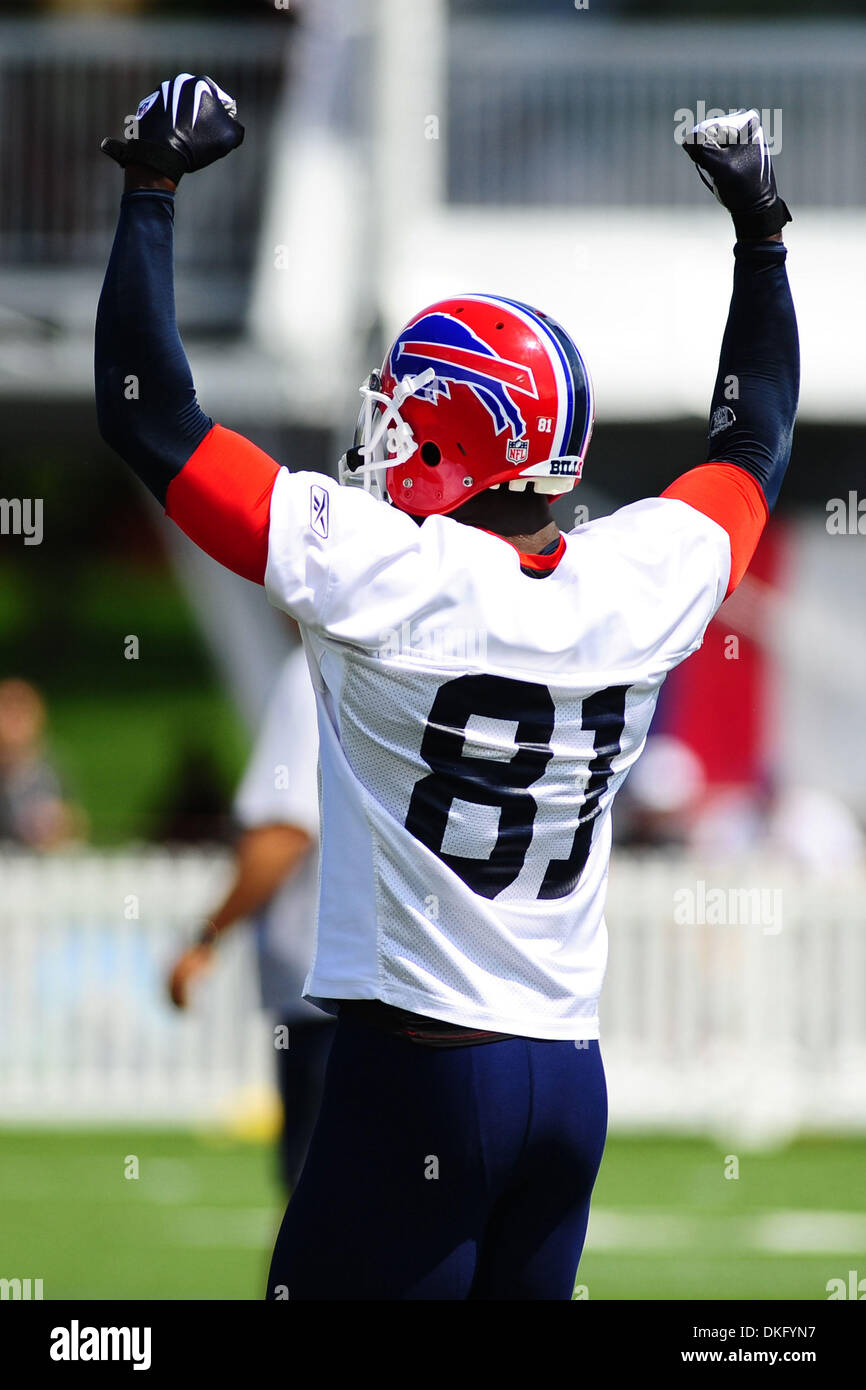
[274,1017,336,1193]
[267,1013,607,1300]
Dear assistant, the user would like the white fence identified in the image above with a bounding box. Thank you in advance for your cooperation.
[0,18,285,270]
[0,850,272,1124]
[1,849,864,1139]
[604,856,866,1143]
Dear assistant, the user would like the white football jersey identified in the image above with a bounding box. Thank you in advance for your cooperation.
[264,470,730,1040]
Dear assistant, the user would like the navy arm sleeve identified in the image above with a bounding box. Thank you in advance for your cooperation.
[95,189,281,584]
[94,190,212,504]
[704,239,799,510]
[662,238,799,593]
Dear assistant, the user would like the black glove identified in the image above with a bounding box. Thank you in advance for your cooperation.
[101,73,244,184]
[683,109,791,240]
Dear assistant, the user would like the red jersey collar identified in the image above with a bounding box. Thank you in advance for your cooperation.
[476,528,566,573]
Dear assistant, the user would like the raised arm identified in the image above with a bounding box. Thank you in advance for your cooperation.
[95,75,280,583]
[663,110,799,593]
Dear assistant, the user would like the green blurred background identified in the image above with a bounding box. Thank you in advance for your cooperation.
[0,446,246,843]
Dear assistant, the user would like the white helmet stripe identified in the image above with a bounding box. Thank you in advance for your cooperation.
[457,293,570,462]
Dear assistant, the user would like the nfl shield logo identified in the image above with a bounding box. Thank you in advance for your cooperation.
[506,438,529,464]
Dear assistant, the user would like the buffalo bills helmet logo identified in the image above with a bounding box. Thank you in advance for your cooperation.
[389,313,538,441]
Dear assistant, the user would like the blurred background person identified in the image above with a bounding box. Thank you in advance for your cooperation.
[0,678,85,849]
[168,639,334,1192]
[617,732,864,867]
[763,782,864,871]
[614,735,707,850]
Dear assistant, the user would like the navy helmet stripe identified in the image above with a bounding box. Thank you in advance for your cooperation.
[479,292,592,460]
[544,318,593,459]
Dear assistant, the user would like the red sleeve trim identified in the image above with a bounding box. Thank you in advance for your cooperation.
[165,424,280,585]
[661,462,769,596]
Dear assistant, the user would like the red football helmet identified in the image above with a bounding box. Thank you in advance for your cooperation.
[339,293,594,517]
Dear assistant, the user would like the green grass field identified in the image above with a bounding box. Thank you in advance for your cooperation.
[1,1129,863,1300]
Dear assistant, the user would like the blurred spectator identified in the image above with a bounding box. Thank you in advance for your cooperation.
[687,784,771,858]
[0,678,84,849]
[619,731,865,868]
[150,744,235,845]
[766,784,865,871]
[615,734,706,849]
[168,642,334,1192]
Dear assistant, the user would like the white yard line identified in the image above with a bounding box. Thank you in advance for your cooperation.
[587,1209,866,1255]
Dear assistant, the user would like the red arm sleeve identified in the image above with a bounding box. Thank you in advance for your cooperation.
[661,462,769,597]
[164,424,280,585]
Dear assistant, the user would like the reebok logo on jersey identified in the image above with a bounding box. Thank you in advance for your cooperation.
[310,485,329,538]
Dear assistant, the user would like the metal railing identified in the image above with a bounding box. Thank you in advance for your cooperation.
[4,14,861,271]
[446,21,866,207]
[0,19,287,273]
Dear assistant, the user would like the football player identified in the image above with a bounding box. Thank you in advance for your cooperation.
[95,80,798,1300]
